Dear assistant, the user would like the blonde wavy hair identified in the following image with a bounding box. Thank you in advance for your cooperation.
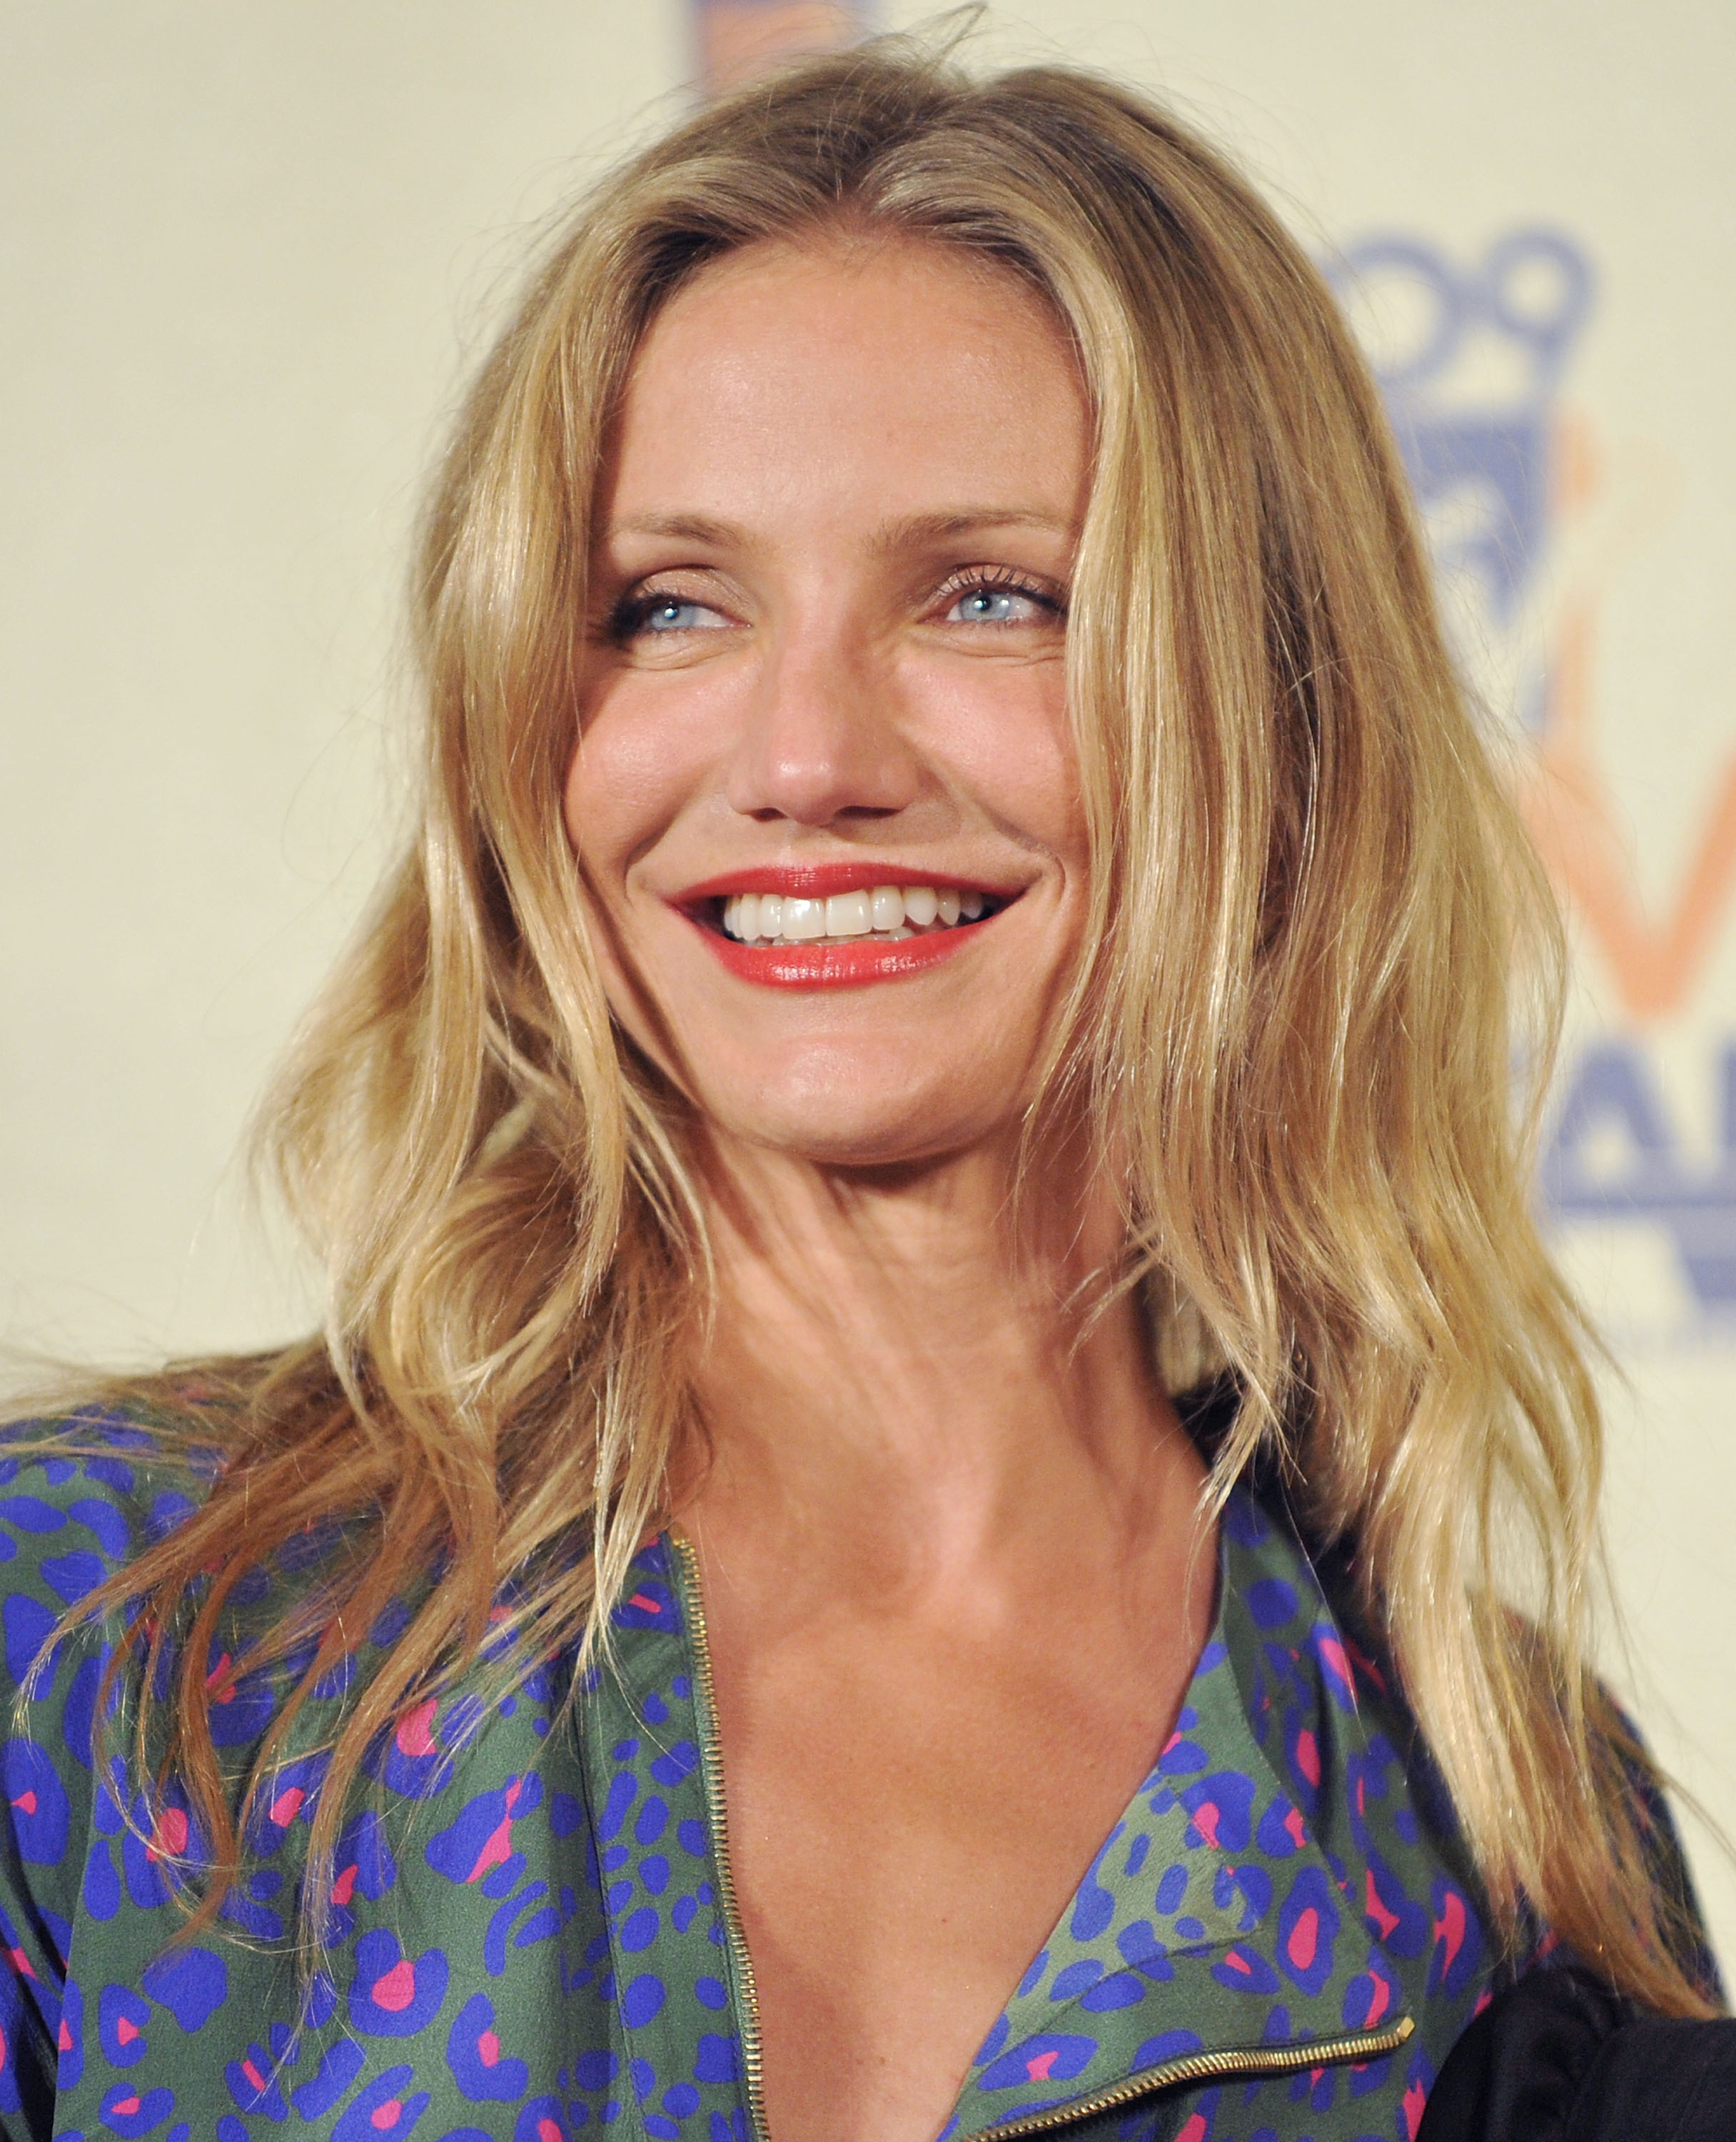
[21,34,1713,2011]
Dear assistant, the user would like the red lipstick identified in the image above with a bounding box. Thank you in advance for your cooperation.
[703,927,987,989]
[675,863,1004,902]
[670,862,1016,990]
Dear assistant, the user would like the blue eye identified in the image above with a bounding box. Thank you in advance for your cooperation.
[640,598,727,633]
[945,583,1051,625]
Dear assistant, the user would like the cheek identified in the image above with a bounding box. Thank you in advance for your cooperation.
[562,686,700,885]
[914,656,1085,863]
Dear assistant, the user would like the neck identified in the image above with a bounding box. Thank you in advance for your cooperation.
[679,1125,1201,1588]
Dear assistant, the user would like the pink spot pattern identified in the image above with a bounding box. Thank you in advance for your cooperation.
[0,1458,1542,2142]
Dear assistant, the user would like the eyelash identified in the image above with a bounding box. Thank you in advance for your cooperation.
[607,565,1066,640]
[931,565,1066,622]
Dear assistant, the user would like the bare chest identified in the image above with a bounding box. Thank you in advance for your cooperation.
[707,1609,1205,2142]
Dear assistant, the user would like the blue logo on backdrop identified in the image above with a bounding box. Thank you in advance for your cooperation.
[1331,231,1592,633]
[1332,232,1736,1327]
[1543,1046,1736,1312]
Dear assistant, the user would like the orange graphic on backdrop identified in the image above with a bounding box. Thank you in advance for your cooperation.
[1521,605,1736,1020]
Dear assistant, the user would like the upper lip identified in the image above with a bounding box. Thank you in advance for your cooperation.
[672,863,1019,902]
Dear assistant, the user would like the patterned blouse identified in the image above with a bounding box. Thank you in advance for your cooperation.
[0,1417,1554,2141]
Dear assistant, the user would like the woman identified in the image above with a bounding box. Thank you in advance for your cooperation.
[0,36,1722,2142]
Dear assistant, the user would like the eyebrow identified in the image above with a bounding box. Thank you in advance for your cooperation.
[602,506,1075,551]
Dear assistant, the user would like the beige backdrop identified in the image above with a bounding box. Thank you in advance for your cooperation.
[5,4,1733,1960]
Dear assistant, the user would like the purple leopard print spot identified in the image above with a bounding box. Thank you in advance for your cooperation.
[330,2063,432,2141]
[447,1990,530,2103]
[978,2031,1100,2091]
[426,1774,542,1887]
[350,1929,451,2038]
[96,1983,151,2069]
[1276,1865,1341,1997]
[99,2078,176,2135]
[1,1739,69,1866]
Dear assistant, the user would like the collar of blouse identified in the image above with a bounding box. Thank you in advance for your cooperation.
[581,1487,1491,2142]
[0,1441,1500,2142]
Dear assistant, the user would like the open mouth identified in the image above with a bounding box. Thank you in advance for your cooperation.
[714,881,1008,946]
[673,868,1019,987]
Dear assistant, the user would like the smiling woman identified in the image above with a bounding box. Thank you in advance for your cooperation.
[0,30,1727,2142]
[568,237,1090,1164]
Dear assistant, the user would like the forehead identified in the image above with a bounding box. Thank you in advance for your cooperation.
[601,233,1090,536]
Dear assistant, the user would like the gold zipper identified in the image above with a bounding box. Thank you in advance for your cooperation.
[668,1529,771,2142]
[667,1529,1412,2142]
[957,2015,1416,2140]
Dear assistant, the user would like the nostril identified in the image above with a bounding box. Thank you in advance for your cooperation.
[744,803,901,825]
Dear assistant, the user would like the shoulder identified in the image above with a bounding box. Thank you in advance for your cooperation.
[1221,1484,1722,2041]
[1418,1963,1736,2141]
[0,1403,219,1631]
[0,1404,222,2126]
[1213,1484,1505,2086]
[0,1402,223,1817]
[0,1402,230,1891]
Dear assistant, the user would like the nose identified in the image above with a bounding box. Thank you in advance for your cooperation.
[723,612,921,827]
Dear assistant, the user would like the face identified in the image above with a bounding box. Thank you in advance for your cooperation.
[564,233,1093,1170]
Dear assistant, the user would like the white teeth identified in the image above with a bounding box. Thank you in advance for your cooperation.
[782,896,827,941]
[825,890,873,937]
[718,883,999,944]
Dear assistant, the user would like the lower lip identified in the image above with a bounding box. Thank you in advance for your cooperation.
[697,920,990,988]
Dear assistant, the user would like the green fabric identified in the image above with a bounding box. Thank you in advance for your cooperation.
[0,1423,1528,2140]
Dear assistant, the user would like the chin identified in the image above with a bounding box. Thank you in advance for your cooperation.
[712,1077,1007,1174]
